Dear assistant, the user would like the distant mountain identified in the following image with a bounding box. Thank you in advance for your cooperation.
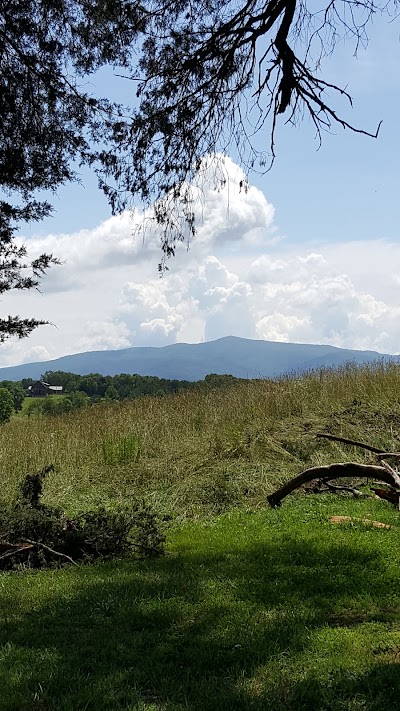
[0,336,396,383]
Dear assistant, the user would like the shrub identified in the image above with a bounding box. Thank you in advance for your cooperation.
[42,396,73,416]
[0,382,26,412]
[0,387,14,423]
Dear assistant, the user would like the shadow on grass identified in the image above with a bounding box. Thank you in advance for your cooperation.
[1,532,400,710]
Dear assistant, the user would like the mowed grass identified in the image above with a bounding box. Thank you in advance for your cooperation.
[1,497,400,710]
[1,361,400,709]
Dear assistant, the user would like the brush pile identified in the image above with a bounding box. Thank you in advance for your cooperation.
[0,465,165,570]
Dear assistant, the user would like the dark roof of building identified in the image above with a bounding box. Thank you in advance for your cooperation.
[28,381,63,392]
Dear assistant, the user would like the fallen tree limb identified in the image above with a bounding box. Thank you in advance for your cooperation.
[316,433,385,454]
[376,452,400,460]
[267,462,400,508]
[321,481,365,497]
[22,539,78,566]
[0,543,34,562]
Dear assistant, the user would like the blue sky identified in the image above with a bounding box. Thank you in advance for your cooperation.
[2,12,400,367]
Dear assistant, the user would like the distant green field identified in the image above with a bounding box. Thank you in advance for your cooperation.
[20,394,66,413]
[1,361,400,709]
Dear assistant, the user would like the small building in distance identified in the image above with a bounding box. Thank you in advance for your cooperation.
[28,381,63,397]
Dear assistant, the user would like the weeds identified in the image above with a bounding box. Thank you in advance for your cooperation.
[101,434,141,465]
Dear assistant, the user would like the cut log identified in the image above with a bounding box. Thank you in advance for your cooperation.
[267,462,400,508]
[329,516,392,529]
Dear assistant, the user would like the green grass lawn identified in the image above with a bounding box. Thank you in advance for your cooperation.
[1,495,400,711]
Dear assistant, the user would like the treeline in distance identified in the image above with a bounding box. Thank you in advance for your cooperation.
[0,371,240,418]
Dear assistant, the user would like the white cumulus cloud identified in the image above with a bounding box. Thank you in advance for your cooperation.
[1,156,400,367]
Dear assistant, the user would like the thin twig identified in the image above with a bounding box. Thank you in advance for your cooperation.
[376,452,400,460]
[0,541,32,551]
[0,544,34,562]
[380,460,399,477]
[130,542,165,555]
[322,480,365,497]
[22,539,77,566]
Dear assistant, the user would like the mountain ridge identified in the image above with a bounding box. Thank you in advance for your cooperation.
[0,336,395,382]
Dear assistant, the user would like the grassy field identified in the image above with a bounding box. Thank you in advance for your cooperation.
[3,360,400,516]
[19,395,67,416]
[1,361,400,709]
[1,498,400,710]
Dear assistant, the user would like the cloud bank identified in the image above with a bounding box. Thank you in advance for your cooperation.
[1,156,399,367]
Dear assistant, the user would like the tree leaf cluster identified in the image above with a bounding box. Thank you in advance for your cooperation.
[0,381,26,423]
[0,387,14,423]
[100,0,395,267]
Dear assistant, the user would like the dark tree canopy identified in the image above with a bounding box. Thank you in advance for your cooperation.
[0,0,397,339]
[0,0,145,340]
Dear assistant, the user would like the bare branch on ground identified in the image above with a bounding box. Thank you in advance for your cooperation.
[267,462,400,508]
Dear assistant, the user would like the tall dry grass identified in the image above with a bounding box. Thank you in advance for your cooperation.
[1,360,400,516]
